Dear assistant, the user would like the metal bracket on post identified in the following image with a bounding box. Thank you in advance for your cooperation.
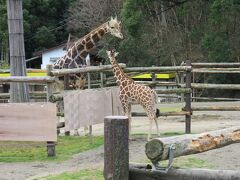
[152,144,176,173]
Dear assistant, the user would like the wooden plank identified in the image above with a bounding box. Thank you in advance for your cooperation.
[0,103,57,142]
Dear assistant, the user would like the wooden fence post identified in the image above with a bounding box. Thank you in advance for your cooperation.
[100,63,105,88]
[46,141,55,157]
[46,65,53,102]
[64,75,70,90]
[151,72,156,89]
[87,71,93,142]
[63,74,70,136]
[185,60,192,134]
[104,116,129,180]
[7,0,30,103]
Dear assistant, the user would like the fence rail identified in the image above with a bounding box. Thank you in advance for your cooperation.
[0,92,47,100]
[193,68,240,73]
[0,76,55,83]
[51,64,126,76]
[124,66,191,72]
[191,83,240,90]
[190,62,240,68]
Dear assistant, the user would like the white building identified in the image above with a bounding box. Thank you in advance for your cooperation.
[40,44,66,69]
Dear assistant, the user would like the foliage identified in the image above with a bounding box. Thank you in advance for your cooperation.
[33,26,56,50]
[0,136,103,162]
[0,62,9,69]
[1,0,240,66]
[201,0,240,62]
[38,169,104,180]
[0,0,75,59]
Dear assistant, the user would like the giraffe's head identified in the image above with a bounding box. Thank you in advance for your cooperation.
[107,17,123,39]
[106,49,119,60]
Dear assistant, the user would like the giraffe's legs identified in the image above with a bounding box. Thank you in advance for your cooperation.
[145,104,160,140]
[121,100,132,137]
[127,105,132,136]
[148,118,153,141]
[154,117,160,137]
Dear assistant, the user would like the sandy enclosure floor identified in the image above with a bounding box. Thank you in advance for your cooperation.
[0,101,240,180]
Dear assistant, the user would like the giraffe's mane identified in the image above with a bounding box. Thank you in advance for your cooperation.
[78,22,108,42]
[112,56,134,83]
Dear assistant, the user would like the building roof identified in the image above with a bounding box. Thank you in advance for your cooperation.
[34,43,67,57]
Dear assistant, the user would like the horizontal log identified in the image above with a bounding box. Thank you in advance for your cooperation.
[193,68,240,74]
[0,92,47,99]
[191,83,240,90]
[156,88,191,94]
[158,95,181,98]
[51,64,126,76]
[129,164,240,180]
[134,81,180,87]
[191,62,240,68]
[0,76,55,83]
[0,68,46,73]
[124,66,191,73]
[192,106,240,111]
[56,111,190,117]
[192,97,240,101]
[132,111,190,117]
[145,126,240,163]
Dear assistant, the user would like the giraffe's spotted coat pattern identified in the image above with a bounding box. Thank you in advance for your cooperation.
[52,17,123,89]
[107,50,160,141]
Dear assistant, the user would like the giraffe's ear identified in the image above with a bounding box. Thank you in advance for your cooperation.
[107,21,110,27]
[114,52,119,57]
[110,16,113,21]
[106,50,111,57]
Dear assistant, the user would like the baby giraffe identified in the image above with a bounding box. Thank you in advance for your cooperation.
[106,50,160,141]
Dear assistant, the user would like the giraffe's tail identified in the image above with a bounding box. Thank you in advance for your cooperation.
[154,91,159,103]
[156,108,160,118]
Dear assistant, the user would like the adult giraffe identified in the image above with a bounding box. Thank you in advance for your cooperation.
[106,50,160,141]
[53,17,123,89]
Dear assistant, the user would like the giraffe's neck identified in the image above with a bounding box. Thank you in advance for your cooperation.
[53,22,109,69]
[110,58,133,86]
[76,22,109,58]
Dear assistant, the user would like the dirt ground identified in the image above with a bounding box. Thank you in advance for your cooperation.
[0,101,240,180]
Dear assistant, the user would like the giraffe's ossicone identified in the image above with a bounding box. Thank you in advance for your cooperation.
[106,50,160,141]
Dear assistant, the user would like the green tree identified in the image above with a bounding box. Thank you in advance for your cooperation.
[33,26,56,50]
[201,0,240,62]
[0,0,8,64]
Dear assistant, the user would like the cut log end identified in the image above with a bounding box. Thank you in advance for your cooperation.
[145,139,164,163]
